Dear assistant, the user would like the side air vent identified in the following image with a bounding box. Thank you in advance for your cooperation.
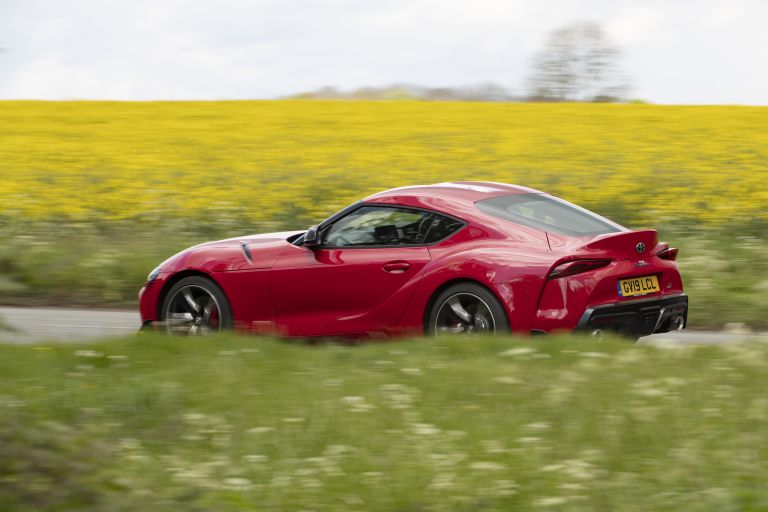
[240,241,253,262]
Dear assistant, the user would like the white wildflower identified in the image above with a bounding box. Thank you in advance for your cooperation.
[481,440,509,454]
[323,444,355,457]
[470,461,507,471]
[499,347,535,357]
[534,497,569,506]
[300,477,323,488]
[579,351,610,359]
[247,426,274,434]
[221,477,253,491]
[632,387,669,398]
[74,350,103,358]
[428,472,456,490]
[493,479,518,496]
[494,376,522,385]
[341,495,364,505]
[411,423,441,435]
[270,474,292,487]
[183,412,207,424]
[340,396,375,412]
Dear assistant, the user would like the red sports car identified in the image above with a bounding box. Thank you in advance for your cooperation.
[139,182,687,339]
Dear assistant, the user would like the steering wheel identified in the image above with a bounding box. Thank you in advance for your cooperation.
[416,216,433,242]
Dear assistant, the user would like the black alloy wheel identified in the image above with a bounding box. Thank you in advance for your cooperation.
[161,276,233,336]
[428,282,509,335]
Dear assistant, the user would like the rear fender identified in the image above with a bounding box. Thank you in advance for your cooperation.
[400,241,554,334]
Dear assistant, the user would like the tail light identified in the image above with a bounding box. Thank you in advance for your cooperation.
[548,259,611,279]
[657,247,679,261]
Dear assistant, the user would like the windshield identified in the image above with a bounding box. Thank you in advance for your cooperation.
[475,193,625,236]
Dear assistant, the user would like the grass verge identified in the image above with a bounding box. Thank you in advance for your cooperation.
[2,334,768,511]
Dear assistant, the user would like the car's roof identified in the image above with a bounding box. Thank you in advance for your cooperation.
[364,181,544,217]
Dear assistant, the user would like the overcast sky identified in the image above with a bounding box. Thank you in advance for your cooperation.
[0,0,766,104]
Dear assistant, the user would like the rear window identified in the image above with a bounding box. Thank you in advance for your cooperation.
[475,194,624,236]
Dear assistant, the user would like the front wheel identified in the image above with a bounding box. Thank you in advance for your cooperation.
[427,282,509,335]
[161,276,233,336]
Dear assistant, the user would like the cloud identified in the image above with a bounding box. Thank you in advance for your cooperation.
[0,0,765,103]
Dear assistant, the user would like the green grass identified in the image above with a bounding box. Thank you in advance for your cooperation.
[2,334,768,511]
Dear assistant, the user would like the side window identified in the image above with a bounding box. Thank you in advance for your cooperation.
[322,206,434,247]
[424,214,465,243]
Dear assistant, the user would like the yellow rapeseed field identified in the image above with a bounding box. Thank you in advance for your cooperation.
[1,101,766,231]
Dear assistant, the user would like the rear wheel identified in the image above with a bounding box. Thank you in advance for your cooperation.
[161,276,233,336]
[428,282,509,335]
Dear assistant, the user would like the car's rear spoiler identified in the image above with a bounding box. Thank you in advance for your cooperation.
[576,229,659,260]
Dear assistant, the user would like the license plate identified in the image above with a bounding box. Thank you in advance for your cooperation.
[618,275,660,297]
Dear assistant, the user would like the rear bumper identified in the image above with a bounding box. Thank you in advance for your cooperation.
[575,294,688,336]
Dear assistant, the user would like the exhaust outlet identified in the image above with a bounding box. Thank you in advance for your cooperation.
[672,316,685,331]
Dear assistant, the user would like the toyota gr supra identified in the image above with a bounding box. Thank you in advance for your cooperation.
[139,182,687,339]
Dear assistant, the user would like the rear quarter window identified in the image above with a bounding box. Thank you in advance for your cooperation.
[424,214,465,243]
[475,194,625,236]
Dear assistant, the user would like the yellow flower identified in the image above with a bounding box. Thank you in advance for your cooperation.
[2,100,765,230]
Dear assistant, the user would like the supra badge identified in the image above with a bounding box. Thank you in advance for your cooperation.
[634,260,650,268]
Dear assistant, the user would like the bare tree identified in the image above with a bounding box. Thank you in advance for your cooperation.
[527,21,629,102]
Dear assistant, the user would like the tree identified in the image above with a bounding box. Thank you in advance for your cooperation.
[526,21,630,102]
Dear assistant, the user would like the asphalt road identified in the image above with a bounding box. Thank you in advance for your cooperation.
[0,306,764,345]
[0,306,139,344]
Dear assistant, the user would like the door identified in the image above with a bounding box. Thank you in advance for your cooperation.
[271,205,434,336]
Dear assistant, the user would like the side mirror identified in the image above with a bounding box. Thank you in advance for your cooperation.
[303,225,321,249]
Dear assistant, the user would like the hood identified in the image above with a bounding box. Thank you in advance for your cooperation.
[194,230,305,248]
[164,230,305,273]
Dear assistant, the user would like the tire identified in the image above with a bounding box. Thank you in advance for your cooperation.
[161,276,233,336]
[427,282,509,335]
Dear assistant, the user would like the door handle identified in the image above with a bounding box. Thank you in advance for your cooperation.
[382,261,411,274]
